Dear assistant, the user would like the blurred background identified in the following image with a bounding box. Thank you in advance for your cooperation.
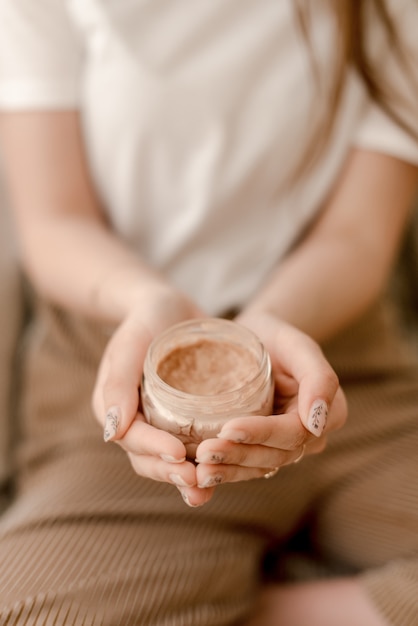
[0,164,24,502]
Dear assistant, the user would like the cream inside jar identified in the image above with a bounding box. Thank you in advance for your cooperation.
[157,338,260,396]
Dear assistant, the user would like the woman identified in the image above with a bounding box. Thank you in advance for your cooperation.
[0,0,417,624]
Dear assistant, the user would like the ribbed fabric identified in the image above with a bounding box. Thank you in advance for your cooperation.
[0,298,417,625]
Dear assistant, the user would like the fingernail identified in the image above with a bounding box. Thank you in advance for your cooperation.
[307,399,328,437]
[169,473,194,488]
[178,489,199,508]
[195,452,225,464]
[104,406,120,442]
[198,474,224,488]
[217,429,248,443]
[161,454,186,464]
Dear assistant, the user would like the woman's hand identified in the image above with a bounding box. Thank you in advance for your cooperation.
[188,312,347,503]
[92,287,215,507]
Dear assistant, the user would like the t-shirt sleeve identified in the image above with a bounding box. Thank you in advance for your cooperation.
[353,0,418,165]
[0,0,82,109]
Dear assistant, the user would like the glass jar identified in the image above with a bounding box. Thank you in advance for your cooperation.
[141,318,274,446]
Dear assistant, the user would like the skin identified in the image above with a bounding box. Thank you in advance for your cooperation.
[244,580,392,626]
[1,110,417,624]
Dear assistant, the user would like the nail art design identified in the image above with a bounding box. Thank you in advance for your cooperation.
[104,406,120,442]
[307,400,328,437]
[195,452,225,464]
[199,474,224,488]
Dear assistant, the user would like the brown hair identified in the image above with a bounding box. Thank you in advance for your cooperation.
[295,0,418,175]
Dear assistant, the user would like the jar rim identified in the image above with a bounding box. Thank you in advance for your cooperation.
[143,317,271,402]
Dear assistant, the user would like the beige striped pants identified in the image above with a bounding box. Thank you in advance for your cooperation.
[0,299,417,625]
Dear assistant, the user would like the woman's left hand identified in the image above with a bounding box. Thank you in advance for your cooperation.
[185,312,347,503]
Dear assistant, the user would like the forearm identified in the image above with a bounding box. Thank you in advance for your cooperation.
[242,150,418,344]
[17,210,173,324]
[0,111,176,324]
[241,231,392,343]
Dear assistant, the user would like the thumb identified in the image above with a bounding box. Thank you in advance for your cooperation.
[237,312,345,438]
[298,370,346,437]
[267,319,342,437]
[94,318,152,441]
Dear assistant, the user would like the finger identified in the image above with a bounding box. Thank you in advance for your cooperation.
[198,442,305,468]
[215,395,344,450]
[196,433,305,468]
[270,327,341,437]
[215,387,344,451]
[127,452,197,487]
[117,415,187,463]
[215,412,309,449]
[196,463,271,487]
[298,384,347,439]
[176,485,215,508]
[94,318,152,441]
[198,432,328,467]
[196,439,328,486]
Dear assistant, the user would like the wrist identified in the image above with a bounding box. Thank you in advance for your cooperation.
[236,308,281,334]
[126,284,204,338]
[94,260,176,324]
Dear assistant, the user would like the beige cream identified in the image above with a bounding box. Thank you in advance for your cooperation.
[157,339,260,396]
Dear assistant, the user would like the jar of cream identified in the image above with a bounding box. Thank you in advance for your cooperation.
[141,318,274,446]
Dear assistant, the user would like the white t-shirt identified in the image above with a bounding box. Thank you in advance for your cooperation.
[1,0,417,315]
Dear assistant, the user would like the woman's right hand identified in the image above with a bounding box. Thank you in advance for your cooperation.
[92,286,214,507]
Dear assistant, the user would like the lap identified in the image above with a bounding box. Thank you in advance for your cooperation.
[1,299,418,624]
[0,507,261,625]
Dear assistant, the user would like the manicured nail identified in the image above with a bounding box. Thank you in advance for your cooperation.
[307,399,328,437]
[104,406,120,442]
[169,473,194,488]
[178,489,199,508]
[198,474,224,488]
[161,454,186,464]
[195,452,225,464]
[217,429,248,443]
